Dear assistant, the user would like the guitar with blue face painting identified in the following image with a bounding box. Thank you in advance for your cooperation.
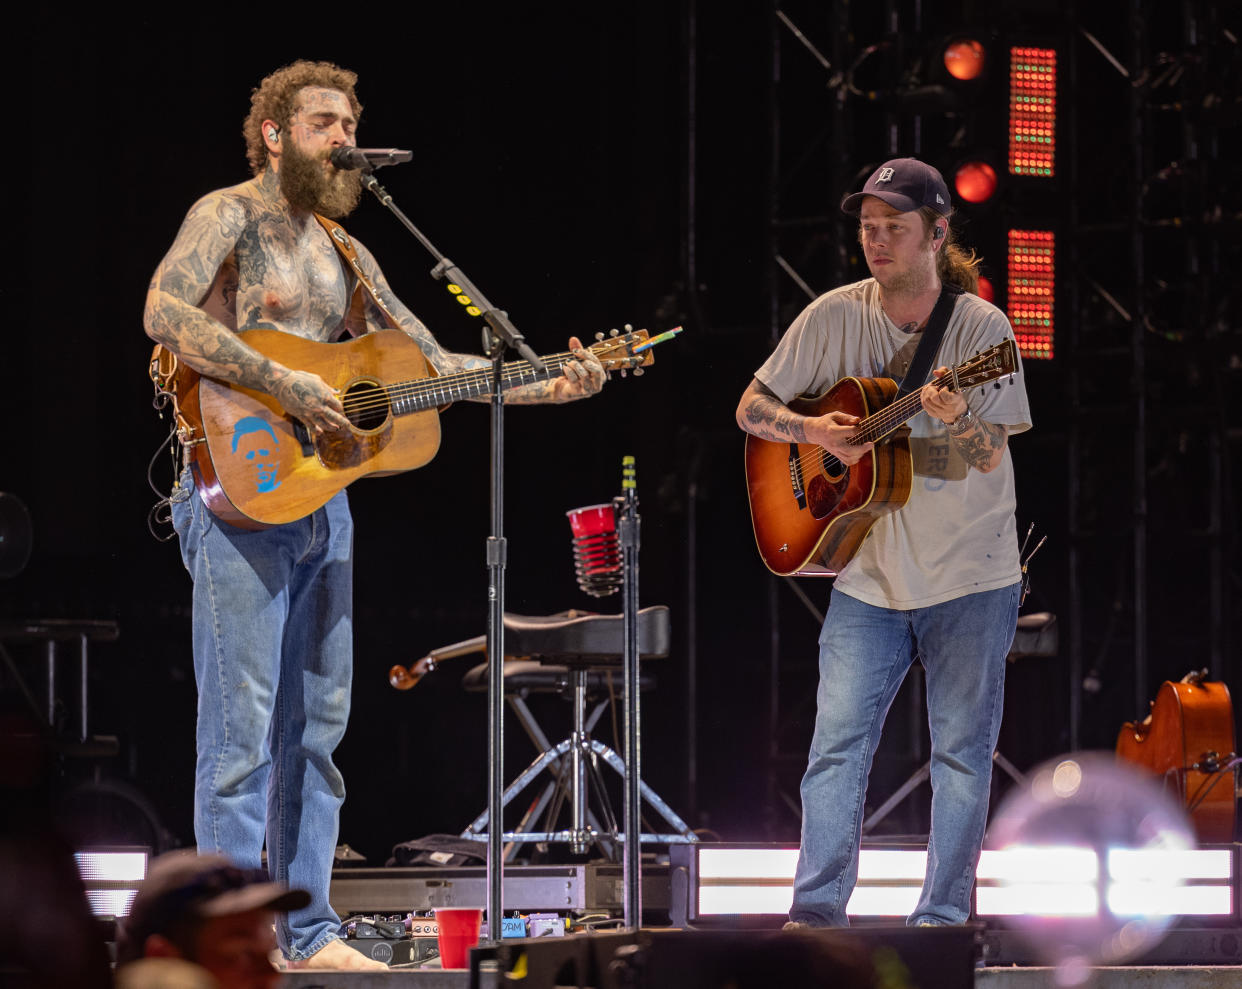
[150,326,654,529]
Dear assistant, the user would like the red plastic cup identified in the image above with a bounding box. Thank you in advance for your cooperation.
[434,908,482,969]
[567,503,616,539]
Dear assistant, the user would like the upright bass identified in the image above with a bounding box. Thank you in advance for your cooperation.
[1116,670,1237,843]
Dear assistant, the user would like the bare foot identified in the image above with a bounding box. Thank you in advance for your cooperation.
[287,938,389,971]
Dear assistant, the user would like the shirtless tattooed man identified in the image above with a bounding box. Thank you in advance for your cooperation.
[143,60,606,972]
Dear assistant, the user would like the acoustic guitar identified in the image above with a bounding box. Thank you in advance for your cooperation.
[1116,671,1237,843]
[744,339,1018,576]
[150,327,653,529]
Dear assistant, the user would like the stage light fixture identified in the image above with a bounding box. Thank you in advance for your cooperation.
[955,160,999,204]
[75,847,148,918]
[1009,47,1057,177]
[673,843,1237,926]
[1007,229,1055,360]
[944,38,987,81]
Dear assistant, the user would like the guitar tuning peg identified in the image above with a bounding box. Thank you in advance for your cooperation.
[609,328,619,337]
[595,332,605,341]
[620,369,628,377]
[624,322,633,332]
[633,367,644,376]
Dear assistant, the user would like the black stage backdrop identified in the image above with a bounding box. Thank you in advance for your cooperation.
[3,4,1236,864]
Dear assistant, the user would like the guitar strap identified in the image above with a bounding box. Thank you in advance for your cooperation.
[895,282,964,398]
[313,213,402,335]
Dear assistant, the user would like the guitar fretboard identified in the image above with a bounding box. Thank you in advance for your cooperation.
[847,341,1016,446]
[345,352,577,421]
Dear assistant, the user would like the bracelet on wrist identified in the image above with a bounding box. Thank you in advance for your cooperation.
[947,407,975,436]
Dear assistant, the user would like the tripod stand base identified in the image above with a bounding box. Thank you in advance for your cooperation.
[463,736,696,859]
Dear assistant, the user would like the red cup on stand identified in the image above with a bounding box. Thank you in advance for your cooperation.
[567,503,623,597]
[434,907,482,969]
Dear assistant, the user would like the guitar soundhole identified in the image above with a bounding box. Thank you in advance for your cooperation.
[821,451,846,483]
[343,380,390,432]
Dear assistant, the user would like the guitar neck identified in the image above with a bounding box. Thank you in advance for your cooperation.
[850,388,929,445]
[386,351,575,415]
[849,370,979,445]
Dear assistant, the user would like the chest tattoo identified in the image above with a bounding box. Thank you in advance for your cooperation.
[233,212,351,340]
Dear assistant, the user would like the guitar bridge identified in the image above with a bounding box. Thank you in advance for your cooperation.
[788,444,807,510]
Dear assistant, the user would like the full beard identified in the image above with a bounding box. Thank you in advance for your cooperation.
[279,142,363,218]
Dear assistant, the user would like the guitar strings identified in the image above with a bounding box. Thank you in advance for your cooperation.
[785,382,935,476]
[785,355,999,477]
[335,350,581,418]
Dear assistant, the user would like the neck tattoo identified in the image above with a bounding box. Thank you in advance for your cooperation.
[880,297,923,334]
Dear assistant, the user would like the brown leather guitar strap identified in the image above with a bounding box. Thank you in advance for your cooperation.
[313,213,402,334]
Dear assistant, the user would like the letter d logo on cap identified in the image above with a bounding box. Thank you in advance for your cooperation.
[876,167,895,183]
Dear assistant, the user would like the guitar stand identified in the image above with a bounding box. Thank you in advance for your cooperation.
[861,612,1058,835]
[455,608,697,861]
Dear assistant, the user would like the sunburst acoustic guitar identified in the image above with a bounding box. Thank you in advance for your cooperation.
[744,339,1018,577]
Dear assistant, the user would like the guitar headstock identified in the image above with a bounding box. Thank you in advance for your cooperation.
[946,338,1019,391]
[589,326,656,374]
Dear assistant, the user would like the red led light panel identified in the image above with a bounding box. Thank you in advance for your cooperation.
[1009,47,1056,177]
[1007,230,1054,360]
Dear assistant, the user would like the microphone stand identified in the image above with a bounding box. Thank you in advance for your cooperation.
[357,165,536,943]
[619,456,642,928]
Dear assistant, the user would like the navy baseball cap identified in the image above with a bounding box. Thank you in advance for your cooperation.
[116,851,310,963]
[841,158,952,216]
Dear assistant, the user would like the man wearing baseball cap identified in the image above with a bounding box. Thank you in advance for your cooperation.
[737,157,1031,927]
[115,850,311,988]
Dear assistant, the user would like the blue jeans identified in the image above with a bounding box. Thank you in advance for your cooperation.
[790,583,1020,927]
[171,471,354,959]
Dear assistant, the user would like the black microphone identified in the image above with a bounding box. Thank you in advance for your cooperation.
[329,147,413,170]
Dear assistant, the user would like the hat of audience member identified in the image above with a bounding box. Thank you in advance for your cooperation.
[114,957,222,989]
[117,851,310,963]
[841,157,952,216]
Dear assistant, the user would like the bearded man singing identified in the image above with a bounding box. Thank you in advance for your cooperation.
[143,60,606,972]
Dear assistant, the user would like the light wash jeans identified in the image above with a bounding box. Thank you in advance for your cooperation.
[790,583,1020,927]
[171,470,354,959]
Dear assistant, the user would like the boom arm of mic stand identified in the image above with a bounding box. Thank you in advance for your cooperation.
[359,173,544,371]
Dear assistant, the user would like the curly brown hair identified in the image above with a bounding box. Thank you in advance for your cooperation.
[242,60,363,175]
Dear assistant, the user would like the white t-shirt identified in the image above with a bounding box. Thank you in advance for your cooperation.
[754,278,1033,609]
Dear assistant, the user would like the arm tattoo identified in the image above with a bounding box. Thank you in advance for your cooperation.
[352,241,460,370]
[353,240,563,401]
[950,417,1008,472]
[503,379,561,405]
[741,383,809,442]
[144,193,288,391]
